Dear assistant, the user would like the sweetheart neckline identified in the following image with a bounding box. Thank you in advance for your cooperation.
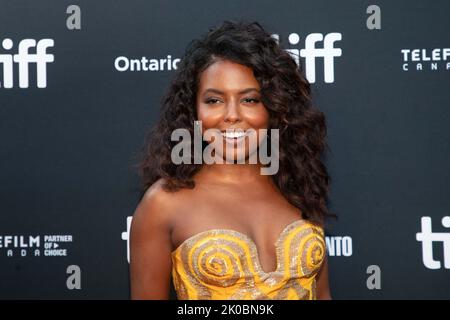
[171,218,321,275]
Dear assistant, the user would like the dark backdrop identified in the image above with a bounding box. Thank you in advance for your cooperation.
[0,0,449,299]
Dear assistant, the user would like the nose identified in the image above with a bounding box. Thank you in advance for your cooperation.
[224,98,241,124]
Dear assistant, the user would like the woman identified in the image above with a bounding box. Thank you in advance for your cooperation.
[130,20,334,300]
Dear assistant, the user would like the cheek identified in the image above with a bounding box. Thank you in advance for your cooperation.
[242,107,270,129]
[197,106,223,129]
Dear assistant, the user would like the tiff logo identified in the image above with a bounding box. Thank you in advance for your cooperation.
[416,216,450,269]
[0,38,54,88]
[122,216,133,263]
[272,32,342,83]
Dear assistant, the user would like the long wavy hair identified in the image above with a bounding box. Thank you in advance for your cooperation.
[134,20,335,225]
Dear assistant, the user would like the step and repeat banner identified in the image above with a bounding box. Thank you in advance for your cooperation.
[0,0,449,299]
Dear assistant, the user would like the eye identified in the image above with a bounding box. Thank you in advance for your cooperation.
[243,98,260,104]
[205,98,221,104]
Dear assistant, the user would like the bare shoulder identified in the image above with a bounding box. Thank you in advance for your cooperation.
[132,178,179,231]
[129,178,180,299]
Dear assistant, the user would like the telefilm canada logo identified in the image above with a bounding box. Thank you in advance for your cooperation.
[0,234,74,257]
[401,47,450,71]
[114,31,342,83]
[0,38,55,88]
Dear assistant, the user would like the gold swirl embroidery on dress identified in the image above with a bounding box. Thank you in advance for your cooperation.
[171,219,325,300]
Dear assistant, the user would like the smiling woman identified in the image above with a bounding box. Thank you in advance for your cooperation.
[196,59,269,165]
[130,20,335,300]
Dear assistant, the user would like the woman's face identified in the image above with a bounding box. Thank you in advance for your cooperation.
[196,59,270,162]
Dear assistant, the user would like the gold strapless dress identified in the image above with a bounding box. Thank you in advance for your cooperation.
[171,219,326,300]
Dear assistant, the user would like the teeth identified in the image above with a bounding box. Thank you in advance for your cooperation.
[222,131,246,139]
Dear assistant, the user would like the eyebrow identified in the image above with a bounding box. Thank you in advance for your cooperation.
[202,88,260,95]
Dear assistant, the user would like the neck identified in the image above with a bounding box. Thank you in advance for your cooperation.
[195,162,272,185]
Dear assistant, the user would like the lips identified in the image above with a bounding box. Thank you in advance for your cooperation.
[221,128,246,139]
[220,129,247,144]
[221,131,246,139]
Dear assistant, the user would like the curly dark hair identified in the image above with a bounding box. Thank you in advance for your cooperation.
[134,20,335,225]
